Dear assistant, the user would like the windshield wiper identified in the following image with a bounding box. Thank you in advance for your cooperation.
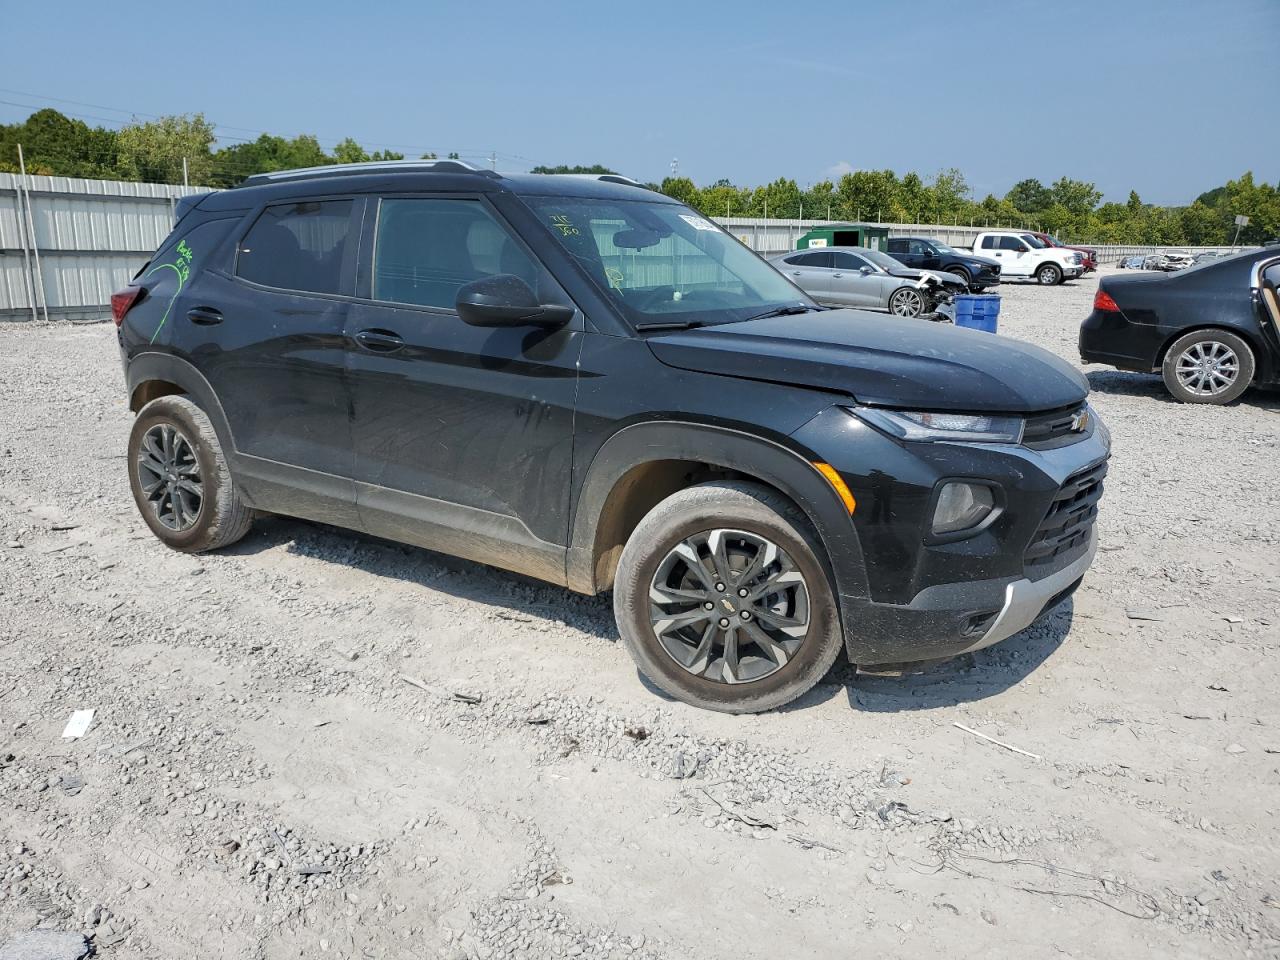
[743,304,820,322]
[634,319,708,331]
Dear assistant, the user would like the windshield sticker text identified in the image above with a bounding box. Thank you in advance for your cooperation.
[679,214,717,232]
[549,214,580,237]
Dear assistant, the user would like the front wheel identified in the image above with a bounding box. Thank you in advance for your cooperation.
[1161,329,1255,404]
[945,266,972,289]
[1036,263,1062,285]
[613,482,844,714]
[889,286,926,317]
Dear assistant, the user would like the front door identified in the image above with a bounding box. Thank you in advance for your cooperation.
[827,250,882,308]
[195,197,362,525]
[343,195,582,582]
[995,235,1032,276]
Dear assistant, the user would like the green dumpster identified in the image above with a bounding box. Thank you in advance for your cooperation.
[796,223,891,252]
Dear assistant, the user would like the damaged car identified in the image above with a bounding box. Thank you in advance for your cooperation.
[770,247,966,318]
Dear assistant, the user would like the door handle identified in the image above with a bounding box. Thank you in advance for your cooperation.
[790,271,802,276]
[355,328,405,353]
[187,306,223,325]
[832,272,844,278]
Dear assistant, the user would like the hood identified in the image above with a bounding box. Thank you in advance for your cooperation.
[958,252,1001,268]
[647,310,1089,413]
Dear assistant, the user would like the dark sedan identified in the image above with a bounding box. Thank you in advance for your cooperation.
[1080,249,1280,403]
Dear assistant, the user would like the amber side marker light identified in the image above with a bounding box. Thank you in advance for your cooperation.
[813,462,857,514]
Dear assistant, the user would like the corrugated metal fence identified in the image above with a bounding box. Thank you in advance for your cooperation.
[0,172,205,321]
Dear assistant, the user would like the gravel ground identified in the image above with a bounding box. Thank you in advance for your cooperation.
[1,270,1278,959]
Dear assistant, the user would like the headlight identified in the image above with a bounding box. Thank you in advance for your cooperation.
[933,481,996,535]
[850,407,1024,444]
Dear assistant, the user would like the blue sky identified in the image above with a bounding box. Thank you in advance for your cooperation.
[4,0,1276,203]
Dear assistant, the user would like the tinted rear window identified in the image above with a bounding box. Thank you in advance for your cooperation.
[236,200,354,295]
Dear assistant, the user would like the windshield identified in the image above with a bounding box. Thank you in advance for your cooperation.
[1021,233,1048,248]
[522,197,811,327]
[1042,235,1063,246]
[931,242,956,254]
[860,248,904,271]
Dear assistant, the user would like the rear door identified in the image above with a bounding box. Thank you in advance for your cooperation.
[342,193,582,581]
[1256,257,1280,364]
[778,251,832,300]
[193,196,362,525]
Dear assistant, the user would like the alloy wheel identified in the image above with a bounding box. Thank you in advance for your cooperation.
[136,423,203,531]
[648,528,810,685]
[890,289,924,316]
[1175,340,1239,397]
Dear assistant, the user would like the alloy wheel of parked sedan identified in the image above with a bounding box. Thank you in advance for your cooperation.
[1174,340,1240,397]
[889,287,925,317]
[136,423,203,531]
[648,528,810,685]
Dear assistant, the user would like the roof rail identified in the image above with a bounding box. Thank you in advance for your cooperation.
[237,159,501,188]
[551,173,646,188]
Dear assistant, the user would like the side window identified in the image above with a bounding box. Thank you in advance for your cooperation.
[999,236,1028,251]
[980,236,997,249]
[236,200,354,295]
[908,240,929,255]
[831,252,867,270]
[373,198,540,310]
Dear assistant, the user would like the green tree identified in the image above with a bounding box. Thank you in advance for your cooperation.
[834,169,900,222]
[0,109,120,178]
[116,113,216,184]
[529,163,617,174]
[1006,178,1050,213]
[659,176,701,209]
[1046,177,1103,216]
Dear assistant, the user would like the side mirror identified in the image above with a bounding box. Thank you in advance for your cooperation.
[858,266,873,275]
[455,275,574,328]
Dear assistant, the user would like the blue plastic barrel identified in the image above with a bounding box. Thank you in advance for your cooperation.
[953,294,1001,333]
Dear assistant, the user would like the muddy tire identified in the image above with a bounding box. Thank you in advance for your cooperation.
[128,395,254,552]
[613,481,844,714]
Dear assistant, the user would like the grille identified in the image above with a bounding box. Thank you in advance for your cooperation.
[1025,460,1107,567]
[1023,403,1090,450]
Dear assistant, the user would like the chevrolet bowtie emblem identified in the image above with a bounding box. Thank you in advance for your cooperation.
[1071,409,1090,432]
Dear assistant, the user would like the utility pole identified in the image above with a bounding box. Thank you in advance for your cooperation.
[490,152,497,171]
[670,157,679,178]
[182,156,189,187]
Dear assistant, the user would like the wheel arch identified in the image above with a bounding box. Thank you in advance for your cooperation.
[1156,324,1265,377]
[127,352,237,454]
[566,421,870,607]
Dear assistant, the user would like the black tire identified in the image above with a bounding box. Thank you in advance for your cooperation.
[1035,263,1062,285]
[613,481,844,714]
[128,395,254,552]
[1160,329,1255,405]
[888,286,926,317]
[945,266,972,289]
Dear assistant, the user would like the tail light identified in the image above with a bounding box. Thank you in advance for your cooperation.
[111,285,144,327]
[1093,289,1120,313]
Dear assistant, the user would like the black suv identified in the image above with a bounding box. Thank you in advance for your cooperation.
[886,237,1002,291]
[114,161,1108,713]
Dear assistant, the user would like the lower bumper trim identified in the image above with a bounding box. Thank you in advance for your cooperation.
[959,531,1098,654]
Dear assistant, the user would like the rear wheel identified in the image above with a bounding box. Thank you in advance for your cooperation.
[128,395,254,552]
[613,482,844,714]
[1036,263,1062,285]
[1161,329,1255,404]
[889,286,926,317]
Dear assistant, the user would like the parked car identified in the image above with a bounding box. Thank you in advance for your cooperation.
[972,231,1084,285]
[884,237,1001,290]
[1080,248,1280,404]
[769,246,966,317]
[1158,250,1196,271]
[1030,232,1097,272]
[1118,255,1148,270]
[113,160,1110,714]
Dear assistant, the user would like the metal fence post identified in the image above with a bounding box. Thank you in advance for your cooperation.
[17,145,48,322]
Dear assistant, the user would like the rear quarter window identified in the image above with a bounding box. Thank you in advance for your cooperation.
[235,200,356,295]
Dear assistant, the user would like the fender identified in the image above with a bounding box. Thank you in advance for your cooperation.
[566,420,870,609]
[126,351,238,455]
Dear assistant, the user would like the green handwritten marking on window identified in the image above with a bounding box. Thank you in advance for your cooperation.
[604,266,624,291]
[144,239,194,344]
[549,214,579,237]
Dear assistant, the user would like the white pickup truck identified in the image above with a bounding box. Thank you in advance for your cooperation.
[971,231,1084,285]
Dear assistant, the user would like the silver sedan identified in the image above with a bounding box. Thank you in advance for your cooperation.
[769,246,965,317]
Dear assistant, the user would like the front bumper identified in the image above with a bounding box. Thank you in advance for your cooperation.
[791,408,1109,665]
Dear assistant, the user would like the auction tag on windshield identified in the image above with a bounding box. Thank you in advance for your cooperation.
[679,214,717,231]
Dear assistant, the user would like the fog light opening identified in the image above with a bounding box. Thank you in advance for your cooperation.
[933,481,995,535]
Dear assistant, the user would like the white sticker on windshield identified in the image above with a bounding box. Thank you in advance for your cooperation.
[679,214,717,231]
